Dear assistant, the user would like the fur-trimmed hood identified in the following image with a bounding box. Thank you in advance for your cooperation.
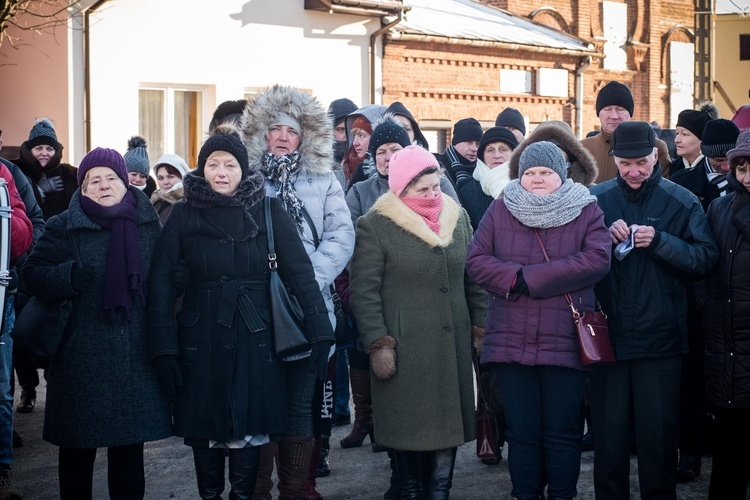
[508,121,599,186]
[241,85,334,175]
[371,192,460,248]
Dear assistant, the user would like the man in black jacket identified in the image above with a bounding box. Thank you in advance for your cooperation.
[435,118,483,187]
[589,121,718,499]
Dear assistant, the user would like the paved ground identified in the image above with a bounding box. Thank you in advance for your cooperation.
[11,379,714,499]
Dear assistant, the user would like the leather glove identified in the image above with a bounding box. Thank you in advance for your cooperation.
[471,326,485,357]
[367,335,397,380]
[309,340,334,380]
[153,355,183,399]
[512,269,530,296]
[37,176,65,197]
[71,264,95,292]
[170,259,190,294]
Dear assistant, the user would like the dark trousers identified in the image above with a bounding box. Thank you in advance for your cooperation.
[489,362,587,499]
[59,443,145,500]
[708,406,750,500]
[12,342,46,393]
[590,357,681,500]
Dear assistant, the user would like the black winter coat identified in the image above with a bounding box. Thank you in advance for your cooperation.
[148,185,332,443]
[12,144,77,221]
[590,168,718,360]
[704,182,750,409]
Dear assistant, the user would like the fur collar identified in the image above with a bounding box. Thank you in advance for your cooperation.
[509,121,599,186]
[183,172,265,210]
[371,192,461,247]
[150,185,184,206]
[241,85,333,176]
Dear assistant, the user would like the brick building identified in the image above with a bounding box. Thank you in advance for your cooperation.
[381,0,695,150]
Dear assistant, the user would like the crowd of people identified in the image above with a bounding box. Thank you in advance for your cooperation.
[0,80,748,500]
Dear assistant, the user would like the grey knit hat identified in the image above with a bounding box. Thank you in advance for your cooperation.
[123,136,150,176]
[701,119,740,158]
[26,118,60,150]
[517,141,568,181]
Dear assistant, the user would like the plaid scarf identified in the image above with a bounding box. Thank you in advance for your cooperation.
[261,151,305,230]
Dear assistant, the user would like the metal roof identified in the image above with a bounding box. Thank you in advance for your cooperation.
[393,0,596,54]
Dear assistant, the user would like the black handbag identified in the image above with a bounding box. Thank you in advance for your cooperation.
[11,232,80,363]
[265,197,310,357]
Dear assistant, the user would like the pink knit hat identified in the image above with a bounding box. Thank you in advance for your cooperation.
[388,145,439,196]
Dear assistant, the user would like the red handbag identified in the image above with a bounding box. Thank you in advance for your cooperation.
[473,357,499,460]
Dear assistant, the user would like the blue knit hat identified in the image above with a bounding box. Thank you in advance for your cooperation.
[26,118,60,150]
[123,136,150,176]
[518,141,568,181]
[77,147,129,187]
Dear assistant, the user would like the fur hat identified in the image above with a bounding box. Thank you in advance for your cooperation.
[727,130,750,165]
[209,100,247,132]
[328,98,358,127]
[517,141,568,181]
[123,136,150,176]
[494,108,526,136]
[609,121,656,158]
[388,145,439,196]
[677,102,720,140]
[701,119,740,158]
[197,124,249,176]
[26,118,60,150]
[77,147,128,187]
[153,153,190,178]
[596,81,635,117]
[452,118,483,145]
[369,116,412,157]
[478,127,518,161]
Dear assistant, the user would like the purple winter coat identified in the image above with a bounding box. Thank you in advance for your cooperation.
[466,200,611,370]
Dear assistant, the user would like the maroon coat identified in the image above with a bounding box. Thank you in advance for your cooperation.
[466,200,610,370]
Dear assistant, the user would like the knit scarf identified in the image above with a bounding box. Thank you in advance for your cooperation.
[261,151,305,230]
[80,190,145,323]
[473,159,511,198]
[444,144,476,173]
[401,195,443,234]
[502,179,597,228]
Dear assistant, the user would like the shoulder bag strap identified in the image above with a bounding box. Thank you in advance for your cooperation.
[264,197,277,270]
[300,206,320,249]
[533,229,577,316]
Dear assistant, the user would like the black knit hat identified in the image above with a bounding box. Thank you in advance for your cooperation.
[197,125,249,176]
[369,120,412,157]
[478,127,518,160]
[677,103,719,140]
[609,121,656,158]
[328,98,359,127]
[452,118,483,145]
[700,119,740,158]
[596,81,635,117]
[26,118,60,150]
[495,108,526,136]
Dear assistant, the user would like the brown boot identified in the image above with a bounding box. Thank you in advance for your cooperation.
[340,368,373,448]
[277,436,314,500]
[251,442,277,500]
[303,438,323,500]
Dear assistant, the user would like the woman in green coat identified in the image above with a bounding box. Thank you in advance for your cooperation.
[349,145,486,499]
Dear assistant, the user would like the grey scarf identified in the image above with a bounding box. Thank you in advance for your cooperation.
[502,179,597,228]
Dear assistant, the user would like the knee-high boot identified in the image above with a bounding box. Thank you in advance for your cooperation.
[340,368,373,448]
[251,442,277,500]
[383,448,402,499]
[227,447,261,500]
[192,448,225,500]
[277,436,314,500]
[303,438,323,500]
[393,450,425,500]
[429,448,457,500]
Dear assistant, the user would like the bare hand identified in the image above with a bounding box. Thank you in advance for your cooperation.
[633,225,656,248]
[609,219,630,244]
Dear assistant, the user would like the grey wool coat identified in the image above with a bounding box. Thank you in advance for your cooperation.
[21,188,171,448]
[349,192,487,451]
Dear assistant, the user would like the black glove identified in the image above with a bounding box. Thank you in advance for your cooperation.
[309,340,334,380]
[170,259,190,294]
[37,176,65,196]
[152,355,183,399]
[512,269,530,296]
[71,264,95,292]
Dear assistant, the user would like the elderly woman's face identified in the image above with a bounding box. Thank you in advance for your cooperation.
[267,125,300,157]
[402,172,441,198]
[204,151,242,195]
[375,142,403,176]
[483,141,513,169]
[520,166,562,196]
[82,166,127,207]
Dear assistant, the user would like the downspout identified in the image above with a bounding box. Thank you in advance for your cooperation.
[369,9,404,104]
[575,56,592,139]
[83,0,110,152]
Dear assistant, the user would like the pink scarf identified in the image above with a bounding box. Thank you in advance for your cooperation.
[401,195,443,234]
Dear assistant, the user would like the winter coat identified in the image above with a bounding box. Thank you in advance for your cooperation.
[12,143,78,220]
[466,201,610,370]
[670,157,730,212]
[581,129,672,184]
[455,160,495,232]
[147,177,334,442]
[508,120,598,186]
[590,168,719,360]
[0,157,44,245]
[384,101,430,150]
[150,185,184,225]
[21,188,171,448]
[349,193,486,451]
[703,185,750,409]
[241,85,355,327]
[0,163,33,259]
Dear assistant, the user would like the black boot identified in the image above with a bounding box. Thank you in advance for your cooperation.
[192,448,225,499]
[429,448,457,500]
[393,450,424,500]
[677,453,701,483]
[317,437,330,478]
[226,447,261,500]
[383,449,401,499]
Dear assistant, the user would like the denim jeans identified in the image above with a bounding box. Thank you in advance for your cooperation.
[0,295,16,468]
[334,345,351,416]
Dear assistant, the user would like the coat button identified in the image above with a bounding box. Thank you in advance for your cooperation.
[225,344,233,349]
[440,286,448,293]
[435,248,443,255]
[444,324,453,331]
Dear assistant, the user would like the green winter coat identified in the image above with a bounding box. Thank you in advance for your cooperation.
[350,192,486,451]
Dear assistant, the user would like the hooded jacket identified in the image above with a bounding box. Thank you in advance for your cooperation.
[241,85,355,326]
[342,105,387,187]
[508,121,598,186]
[384,101,429,150]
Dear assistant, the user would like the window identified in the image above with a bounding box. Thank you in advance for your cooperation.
[499,69,532,94]
[602,1,628,71]
[741,34,750,61]
[139,86,206,169]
